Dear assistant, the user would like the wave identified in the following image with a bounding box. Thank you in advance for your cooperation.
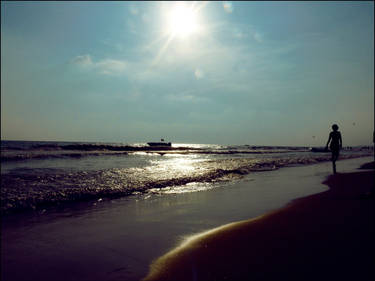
[1,145,311,162]
[33,143,176,151]
[1,143,202,162]
[1,151,130,162]
[1,153,368,215]
[0,149,307,162]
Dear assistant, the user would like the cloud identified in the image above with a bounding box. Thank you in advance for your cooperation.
[253,32,263,43]
[227,25,263,42]
[141,13,151,23]
[194,68,205,79]
[96,59,127,75]
[129,5,139,15]
[223,2,233,13]
[71,54,93,66]
[234,30,245,39]
[127,19,137,34]
[71,55,127,75]
[167,90,209,104]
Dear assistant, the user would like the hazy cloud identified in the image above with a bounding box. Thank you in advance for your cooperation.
[234,29,245,39]
[129,5,139,15]
[141,13,151,23]
[72,55,127,75]
[167,91,209,104]
[71,54,93,66]
[253,32,263,43]
[96,59,127,75]
[223,2,233,13]
[194,68,205,79]
[127,19,137,34]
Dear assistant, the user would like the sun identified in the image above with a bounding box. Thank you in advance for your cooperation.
[152,2,205,65]
[166,2,199,38]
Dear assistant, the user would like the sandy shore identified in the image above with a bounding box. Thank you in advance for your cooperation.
[143,165,375,281]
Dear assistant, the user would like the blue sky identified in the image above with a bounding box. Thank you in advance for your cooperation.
[1,1,373,145]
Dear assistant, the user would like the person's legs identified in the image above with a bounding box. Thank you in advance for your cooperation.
[331,150,339,174]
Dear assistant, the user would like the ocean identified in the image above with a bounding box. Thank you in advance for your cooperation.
[1,140,372,214]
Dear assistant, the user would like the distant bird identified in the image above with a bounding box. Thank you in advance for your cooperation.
[353,122,356,126]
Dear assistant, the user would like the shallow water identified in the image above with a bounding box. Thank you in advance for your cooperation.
[1,141,372,214]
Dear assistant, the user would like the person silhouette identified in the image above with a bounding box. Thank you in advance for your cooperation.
[325,124,342,174]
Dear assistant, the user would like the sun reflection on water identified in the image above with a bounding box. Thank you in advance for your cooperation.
[148,155,206,175]
[148,182,216,195]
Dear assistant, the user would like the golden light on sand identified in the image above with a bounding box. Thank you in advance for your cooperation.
[166,2,200,38]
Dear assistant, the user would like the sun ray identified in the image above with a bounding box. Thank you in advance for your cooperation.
[151,33,175,66]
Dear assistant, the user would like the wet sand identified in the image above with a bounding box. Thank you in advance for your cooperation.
[144,164,375,281]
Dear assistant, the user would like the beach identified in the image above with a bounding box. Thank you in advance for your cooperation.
[2,2,374,280]
[144,160,375,281]
[1,156,373,281]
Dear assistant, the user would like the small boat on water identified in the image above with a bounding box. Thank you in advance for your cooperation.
[147,139,172,147]
[310,147,330,153]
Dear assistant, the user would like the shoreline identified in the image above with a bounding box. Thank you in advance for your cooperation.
[1,154,371,215]
[143,163,375,281]
[1,157,373,281]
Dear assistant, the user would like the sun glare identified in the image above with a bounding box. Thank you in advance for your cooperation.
[153,2,205,65]
[167,3,199,38]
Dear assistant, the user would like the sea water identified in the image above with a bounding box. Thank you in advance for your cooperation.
[1,140,372,214]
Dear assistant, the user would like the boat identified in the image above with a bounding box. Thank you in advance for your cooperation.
[147,139,172,147]
[310,147,330,153]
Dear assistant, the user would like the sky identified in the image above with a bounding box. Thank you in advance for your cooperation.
[1,1,374,146]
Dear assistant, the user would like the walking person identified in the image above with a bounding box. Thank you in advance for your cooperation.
[325,124,342,174]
